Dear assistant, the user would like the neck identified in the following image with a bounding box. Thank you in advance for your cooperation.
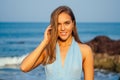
[58,36,73,47]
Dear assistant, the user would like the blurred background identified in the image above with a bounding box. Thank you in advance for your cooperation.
[0,0,120,80]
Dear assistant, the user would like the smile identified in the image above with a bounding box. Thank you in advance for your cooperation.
[60,32,67,36]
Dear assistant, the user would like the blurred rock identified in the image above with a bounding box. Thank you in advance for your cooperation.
[85,36,120,72]
[86,36,120,55]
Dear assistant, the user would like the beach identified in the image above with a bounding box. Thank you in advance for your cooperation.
[0,22,120,80]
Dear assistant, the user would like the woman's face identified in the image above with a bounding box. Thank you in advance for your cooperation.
[57,12,74,41]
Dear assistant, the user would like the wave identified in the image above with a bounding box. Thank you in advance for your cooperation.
[0,54,27,69]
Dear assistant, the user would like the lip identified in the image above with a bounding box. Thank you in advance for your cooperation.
[60,32,67,36]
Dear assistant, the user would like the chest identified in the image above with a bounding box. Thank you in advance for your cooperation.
[59,46,70,67]
[45,50,82,76]
[45,39,83,79]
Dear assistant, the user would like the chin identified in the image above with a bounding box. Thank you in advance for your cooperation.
[59,36,68,41]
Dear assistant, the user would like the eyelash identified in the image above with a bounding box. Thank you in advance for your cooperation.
[58,21,71,26]
[65,22,70,25]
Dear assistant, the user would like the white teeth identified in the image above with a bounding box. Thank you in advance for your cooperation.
[61,32,66,35]
[62,33,65,34]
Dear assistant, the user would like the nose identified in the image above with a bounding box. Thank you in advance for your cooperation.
[61,24,65,30]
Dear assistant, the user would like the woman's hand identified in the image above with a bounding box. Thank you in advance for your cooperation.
[20,25,52,72]
[43,25,52,45]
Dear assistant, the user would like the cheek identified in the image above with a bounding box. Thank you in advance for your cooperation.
[57,28,61,35]
[57,27,60,33]
[67,25,73,33]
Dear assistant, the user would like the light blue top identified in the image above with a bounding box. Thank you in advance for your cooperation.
[45,38,82,80]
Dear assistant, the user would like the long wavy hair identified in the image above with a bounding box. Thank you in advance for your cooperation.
[42,6,81,65]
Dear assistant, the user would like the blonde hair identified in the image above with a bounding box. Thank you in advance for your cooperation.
[42,6,81,65]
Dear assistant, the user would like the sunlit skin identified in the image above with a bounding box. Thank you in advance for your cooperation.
[57,12,74,67]
[57,12,74,42]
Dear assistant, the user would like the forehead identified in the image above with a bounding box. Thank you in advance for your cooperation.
[58,12,71,23]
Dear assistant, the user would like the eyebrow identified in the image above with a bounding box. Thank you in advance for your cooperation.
[58,20,72,24]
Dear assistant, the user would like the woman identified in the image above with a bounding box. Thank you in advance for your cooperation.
[20,5,94,80]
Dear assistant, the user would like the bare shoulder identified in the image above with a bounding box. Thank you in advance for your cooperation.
[77,43,93,60]
[77,43,94,79]
[78,43,92,53]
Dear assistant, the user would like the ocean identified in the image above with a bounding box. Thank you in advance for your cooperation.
[0,22,120,80]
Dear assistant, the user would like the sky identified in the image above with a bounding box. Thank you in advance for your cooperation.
[0,0,120,22]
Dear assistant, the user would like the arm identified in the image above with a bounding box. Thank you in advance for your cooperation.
[81,44,94,80]
[20,40,47,72]
[20,25,52,72]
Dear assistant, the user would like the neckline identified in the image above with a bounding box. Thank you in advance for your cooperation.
[57,38,74,69]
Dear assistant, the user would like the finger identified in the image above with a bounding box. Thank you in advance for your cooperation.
[45,25,52,35]
[47,26,52,33]
[48,25,51,28]
[47,25,52,30]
